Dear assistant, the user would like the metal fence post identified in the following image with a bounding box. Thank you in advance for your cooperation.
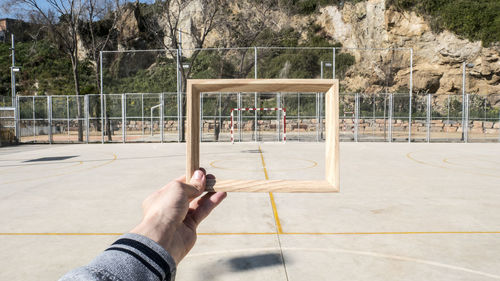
[464,93,469,143]
[388,94,393,142]
[85,95,89,144]
[160,93,164,143]
[48,96,53,144]
[319,92,324,140]
[200,93,203,141]
[332,47,336,79]
[277,92,281,141]
[426,94,431,143]
[254,47,258,78]
[316,92,320,141]
[66,96,70,140]
[32,96,36,142]
[298,93,301,141]
[408,48,413,143]
[15,95,20,141]
[141,93,144,138]
[354,93,359,142]
[122,94,126,143]
[238,93,242,142]
[254,47,258,142]
[218,93,222,142]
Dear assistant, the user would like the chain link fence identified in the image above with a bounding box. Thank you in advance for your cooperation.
[6,47,500,144]
[12,92,500,144]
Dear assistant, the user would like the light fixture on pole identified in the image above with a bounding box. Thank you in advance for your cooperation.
[320,61,333,79]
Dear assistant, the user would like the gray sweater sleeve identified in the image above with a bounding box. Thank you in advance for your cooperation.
[59,233,176,281]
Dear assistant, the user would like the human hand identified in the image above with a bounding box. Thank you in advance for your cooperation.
[130,168,227,265]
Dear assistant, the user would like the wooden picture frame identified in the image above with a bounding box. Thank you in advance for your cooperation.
[186,79,339,193]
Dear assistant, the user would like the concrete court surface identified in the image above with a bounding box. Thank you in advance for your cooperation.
[0,142,499,280]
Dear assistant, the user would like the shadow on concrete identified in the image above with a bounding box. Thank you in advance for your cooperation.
[227,253,284,271]
[24,156,78,162]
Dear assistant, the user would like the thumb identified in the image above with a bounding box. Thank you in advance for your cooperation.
[189,169,206,194]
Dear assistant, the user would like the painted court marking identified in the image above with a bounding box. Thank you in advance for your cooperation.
[185,247,500,279]
[209,158,317,172]
[0,153,117,185]
[406,151,500,178]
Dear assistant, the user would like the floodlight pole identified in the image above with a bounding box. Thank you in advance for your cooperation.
[177,30,183,143]
[10,34,17,107]
[10,34,19,141]
[100,51,104,143]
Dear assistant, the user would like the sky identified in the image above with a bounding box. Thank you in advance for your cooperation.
[0,0,154,20]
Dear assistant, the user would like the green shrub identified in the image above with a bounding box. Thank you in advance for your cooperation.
[387,0,500,46]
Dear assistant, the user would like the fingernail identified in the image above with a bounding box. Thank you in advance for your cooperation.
[193,170,203,180]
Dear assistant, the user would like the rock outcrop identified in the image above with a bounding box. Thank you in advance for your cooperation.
[314,0,499,101]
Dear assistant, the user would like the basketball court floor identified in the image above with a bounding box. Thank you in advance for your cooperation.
[1,142,499,280]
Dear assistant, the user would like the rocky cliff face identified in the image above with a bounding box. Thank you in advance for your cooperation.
[107,0,499,104]
[315,0,499,101]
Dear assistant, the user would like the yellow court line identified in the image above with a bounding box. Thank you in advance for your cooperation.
[2,231,500,236]
[258,145,284,234]
[284,231,500,235]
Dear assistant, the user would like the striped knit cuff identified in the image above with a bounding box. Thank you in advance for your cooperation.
[101,233,176,281]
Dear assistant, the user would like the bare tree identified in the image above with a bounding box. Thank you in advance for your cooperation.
[11,0,85,141]
[84,0,131,140]
[142,0,226,141]
[211,0,278,140]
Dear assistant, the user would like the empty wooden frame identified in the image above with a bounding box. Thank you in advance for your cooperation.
[186,79,339,193]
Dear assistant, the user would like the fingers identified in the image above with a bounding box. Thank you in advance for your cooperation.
[190,191,227,226]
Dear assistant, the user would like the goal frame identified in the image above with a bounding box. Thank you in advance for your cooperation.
[186,79,339,193]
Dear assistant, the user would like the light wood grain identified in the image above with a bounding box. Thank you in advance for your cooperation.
[205,178,338,193]
[186,83,200,180]
[325,81,340,188]
[190,79,336,93]
[186,79,339,193]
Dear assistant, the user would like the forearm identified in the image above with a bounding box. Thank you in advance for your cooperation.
[59,233,176,281]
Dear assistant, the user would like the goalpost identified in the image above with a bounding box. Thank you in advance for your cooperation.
[230,107,286,144]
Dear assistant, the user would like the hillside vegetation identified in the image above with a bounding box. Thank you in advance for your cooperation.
[0,0,498,102]
[387,0,500,46]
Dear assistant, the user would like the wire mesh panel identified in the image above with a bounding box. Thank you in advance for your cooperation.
[162,93,179,142]
[18,96,48,143]
[184,48,256,79]
[87,94,103,143]
[141,93,163,142]
[391,93,410,142]
[468,93,500,142]
[296,93,317,142]
[256,47,335,79]
[409,93,427,142]
[428,94,463,142]
[339,94,356,141]
[103,94,124,143]
[357,93,390,141]
[281,93,299,141]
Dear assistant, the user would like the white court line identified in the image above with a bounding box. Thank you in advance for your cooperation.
[186,247,500,279]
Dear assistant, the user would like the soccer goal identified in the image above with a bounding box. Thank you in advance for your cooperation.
[230,107,286,144]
